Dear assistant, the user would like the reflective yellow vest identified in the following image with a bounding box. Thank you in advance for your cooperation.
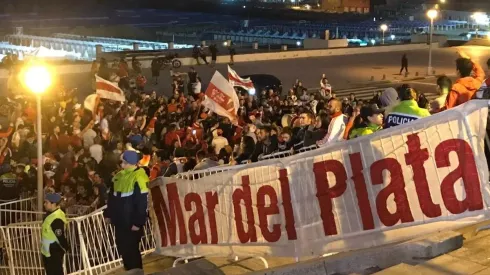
[112,167,149,197]
[41,208,67,257]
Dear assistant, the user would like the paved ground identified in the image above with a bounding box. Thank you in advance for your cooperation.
[3,45,488,99]
[374,220,490,275]
[108,220,490,275]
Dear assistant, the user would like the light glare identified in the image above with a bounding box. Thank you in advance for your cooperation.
[23,65,52,94]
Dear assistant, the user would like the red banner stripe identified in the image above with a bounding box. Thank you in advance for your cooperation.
[96,81,123,95]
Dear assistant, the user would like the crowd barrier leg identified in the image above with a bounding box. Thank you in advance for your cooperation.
[76,220,94,275]
[255,257,269,269]
[4,229,15,275]
[172,255,203,267]
[231,256,268,269]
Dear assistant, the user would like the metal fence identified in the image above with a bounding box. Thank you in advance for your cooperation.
[0,202,155,275]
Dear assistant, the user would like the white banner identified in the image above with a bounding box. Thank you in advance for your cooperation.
[150,100,490,258]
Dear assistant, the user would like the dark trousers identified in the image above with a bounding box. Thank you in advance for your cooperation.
[115,227,143,270]
[42,252,64,275]
[400,65,408,74]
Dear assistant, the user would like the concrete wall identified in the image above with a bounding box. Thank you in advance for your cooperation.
[303,38,349,49]
[410,35,448,47]
[327,39,349,48]
[0,43,439,79]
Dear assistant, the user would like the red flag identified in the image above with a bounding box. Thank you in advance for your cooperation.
[202,71,239,123]
[95,75,126,102]
[227,65,254,91]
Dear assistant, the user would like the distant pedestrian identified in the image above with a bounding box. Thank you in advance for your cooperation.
[131,57,142,75]
[192,45,200,65]
[400,54,408,75]
[187,67,198,96]
[228,42,236,65]
[151,57,162,85]
[199,46,209,65]
[209,44,218,67]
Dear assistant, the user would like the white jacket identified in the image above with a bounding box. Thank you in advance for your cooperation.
[318,113,347,146]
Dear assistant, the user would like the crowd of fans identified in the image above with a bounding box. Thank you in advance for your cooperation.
[0,50,489,216]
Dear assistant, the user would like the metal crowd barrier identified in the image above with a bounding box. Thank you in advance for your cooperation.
[0,201,155,275]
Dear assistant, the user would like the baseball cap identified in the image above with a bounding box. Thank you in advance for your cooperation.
[360,104,384,119]
[45,193,62,204]
[122,150,140,165]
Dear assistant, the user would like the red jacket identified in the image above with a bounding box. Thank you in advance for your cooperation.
[445,61,485,109]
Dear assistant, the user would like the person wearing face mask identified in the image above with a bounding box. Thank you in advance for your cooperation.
[104,151,148,275]
[349,104,384,139]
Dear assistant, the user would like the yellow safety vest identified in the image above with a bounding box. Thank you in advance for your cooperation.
[112,167,149,197]
[41,208,67,257]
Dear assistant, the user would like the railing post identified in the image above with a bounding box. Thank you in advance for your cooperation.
[76,220,94,275]
[3,228,16,275]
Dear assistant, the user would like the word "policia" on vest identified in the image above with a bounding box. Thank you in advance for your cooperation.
[150,133,482,246]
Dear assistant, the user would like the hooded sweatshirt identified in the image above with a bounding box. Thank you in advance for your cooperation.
[380,88,399,115]
[445,61,485,109]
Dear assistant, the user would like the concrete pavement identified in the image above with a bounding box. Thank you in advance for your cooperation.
[373,221,490,275]
[1,45,488,99]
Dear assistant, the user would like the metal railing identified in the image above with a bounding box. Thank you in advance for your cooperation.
[0,202,155,275]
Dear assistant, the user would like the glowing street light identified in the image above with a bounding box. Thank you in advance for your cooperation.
[22,64,52,213]
[472,12,489,26]
[380,24,388,44]
[427,9,438,75]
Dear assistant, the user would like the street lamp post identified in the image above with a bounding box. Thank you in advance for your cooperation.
[380,24,388,44]
[23,65,52,213]
[427,9,438,75]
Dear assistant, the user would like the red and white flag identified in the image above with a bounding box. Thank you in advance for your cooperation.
[95,75,126,102]
[202,71,240,123]
[227,65,254,90]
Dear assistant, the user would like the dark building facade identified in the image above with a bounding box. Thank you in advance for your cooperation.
[322,0,370,13]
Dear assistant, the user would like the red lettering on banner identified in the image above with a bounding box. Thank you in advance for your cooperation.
[279,169,297,240]
[435,139,483,214]
[404,133,441,218]
[371,158,414,226]
[349,153,375,230]
[205,192,219,244]
[232,176,257,243]
[313,160,347,236]
[206,83,235,112]
[257,185,281,242]
[150,183,187,247]
[185,193,207,244]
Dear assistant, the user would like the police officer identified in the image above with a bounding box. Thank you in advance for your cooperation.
[385,85,430,129]
[41,193,68,275]
[104,151,149,274]
[0,164,20,202]
[349,104,384,139]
